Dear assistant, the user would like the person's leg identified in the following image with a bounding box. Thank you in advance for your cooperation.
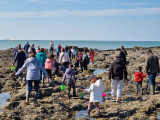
[149,73,155,94]
[139,81,143,94]
[86,102,93,116]
[111,79,117,100]
[26,80,33,103]
[67,84,71,98]
[34,80,40,103]
[117,80,123,101]
[135,82,139,94]
[72,84,76,97]
[62,65,66,74]
[55,70,58,80]
[80,63,83,72]
[152,73,156,92]
[95,102,100,116]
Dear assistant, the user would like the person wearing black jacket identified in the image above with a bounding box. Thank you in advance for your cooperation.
[24,42,30,54]
[119,45,128,65]
[108,56,127,103]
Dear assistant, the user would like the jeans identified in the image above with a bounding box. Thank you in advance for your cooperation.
[62,62,69,73]
[136,81,143,94]
[149,73,156,85]
[27,80,40,92]
[67,84,76,96]
[111,79,123,98]
[50,48,53,54]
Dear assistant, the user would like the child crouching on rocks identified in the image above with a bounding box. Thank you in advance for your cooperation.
[62,64,77,98]
[83,75,105,117]
[135,66,146,94]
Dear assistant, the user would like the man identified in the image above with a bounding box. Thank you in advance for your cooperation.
[108,56,127,103]
[89,48,95,64]
[12,46,26,83]
[119,45,128,65]
[145,49,160,94]
[13,44,21,58]
[49,41,54,54]
[81,51,89,74]
[28,44,36,54]
[24,42,30,54]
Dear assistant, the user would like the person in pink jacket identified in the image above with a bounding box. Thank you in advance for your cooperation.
[45,55,54,84]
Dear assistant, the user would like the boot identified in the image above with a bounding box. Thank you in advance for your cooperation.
[55,75,58,80]
[85,70,88,74]
[26,91,30,105]
[150,85,154,95]
[34,92,38,104]
[83,70,85,73]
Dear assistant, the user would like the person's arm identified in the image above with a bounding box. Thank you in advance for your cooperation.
[123,65,127,80]
[16,60,27,75]
[85,84,95,93]
[59,53,62,63]
[72,71,76,83]
[108,63,113,81]
[68,54,71,63]
[157,57,160,74]
[145,57,149,74]
[13,52,19,65]
[62,74,66,83]
[141,73,147,78]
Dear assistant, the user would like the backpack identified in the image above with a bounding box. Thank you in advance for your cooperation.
[56,48,59,53]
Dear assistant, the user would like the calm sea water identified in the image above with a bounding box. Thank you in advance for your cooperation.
[0,40,159,50]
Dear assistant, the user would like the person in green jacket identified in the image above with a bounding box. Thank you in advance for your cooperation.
[36,48,47,84]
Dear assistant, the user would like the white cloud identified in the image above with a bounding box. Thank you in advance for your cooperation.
[0,8,160,18]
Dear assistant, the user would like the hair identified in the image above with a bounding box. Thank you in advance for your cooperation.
[32,44,34,46]
[83,51,86,53]
[91,76,97,83]
[69,64,74,68]
[61,48,65,52]
[138,66,142,71]
[40,48,44,52]
[49,54,54,59]
[121,45,124,50]
[18,46,21,50]
[29,53,36,58]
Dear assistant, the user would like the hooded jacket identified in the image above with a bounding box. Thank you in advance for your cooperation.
[28,46,36,54]
[36,52,47,65]
[119,49,127,64]
[62,68,76,85]
[24,43,30,51]
[16,57,48,80]
[108,58,127,80]
[45,58,53,70]
[85,79,104,104]
[13,50,26,65]
[135,71,146,82]
[59,52,70,63]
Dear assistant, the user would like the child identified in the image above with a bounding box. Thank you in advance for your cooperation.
[53,59,60,80]
[62,64,76,98]
[83,75,104,117]
[74,58,79,70]
[135,66,146,94]
[45,55,54,84]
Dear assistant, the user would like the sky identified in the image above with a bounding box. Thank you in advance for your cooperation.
[0,0,160,41]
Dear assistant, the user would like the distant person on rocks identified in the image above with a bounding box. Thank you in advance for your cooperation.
[62,64,76,99]
[135,66,146,94]
[36,48,47,84]
[78,52,83,72]
[58,44,62,53]
[49,41,54,54]
[81,51,89,74]
[83,75,104,117]
[28,44,36,54]
[59,48,70,74]
[16,53,48,105]
[12,46,26,83]
[24,42,30,54]
[56,47,60,58]
[119,45,128,65]
[13,44,21,58]
[53,59,60,80]
[108,56,127,103]
[36,45,40,54]
[89,48,95,64]
[145,49,160,95]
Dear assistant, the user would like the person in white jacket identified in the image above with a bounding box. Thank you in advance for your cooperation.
[83,75,105,117]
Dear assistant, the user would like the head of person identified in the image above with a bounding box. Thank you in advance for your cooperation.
[90,48,92,51]
[59,44,60,46]
[72,47,74,49]
[79,52,81,55]
[90,75,97,83]
[61,48,65,52]
[40,48,45,52]
[114,56,119,61]
[27,42,29,44]
[49,54,54,60]
[18,46,21,51]
[83,51,86,54]
[138,66,142,72]
[69,64,74,69]
[50,41,52,42]
[147,49,152,55]
[18,44,21,47]
[121,45,124,50]
[32,44,34,47]
[37,45,40,49]
[29,53,36,58]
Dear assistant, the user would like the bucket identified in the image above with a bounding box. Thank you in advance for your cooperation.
[79,92,84,99]
[102,93,106,97]
[61,85,65,90]
[11,66,15,71]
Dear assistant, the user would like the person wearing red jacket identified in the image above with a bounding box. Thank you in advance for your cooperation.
[89,48,95,64]
[135,66,147,94]
[78,52,83,72]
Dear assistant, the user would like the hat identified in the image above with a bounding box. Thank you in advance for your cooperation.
[90,75,95,81]
[18,44,21,46]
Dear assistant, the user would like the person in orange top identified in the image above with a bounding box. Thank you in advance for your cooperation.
[89,48,95,64]
[135,66,147,94]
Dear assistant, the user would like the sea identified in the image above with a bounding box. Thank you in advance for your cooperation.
[0,40,159,50]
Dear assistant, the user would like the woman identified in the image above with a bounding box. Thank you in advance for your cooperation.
[16,53,49,105]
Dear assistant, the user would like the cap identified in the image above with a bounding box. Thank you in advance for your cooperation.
[18,44,21,46]
[90,75,95,81]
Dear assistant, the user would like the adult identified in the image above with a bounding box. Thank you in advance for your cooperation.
[16,53,48,105]
[78,52,83,72]
[36,48,47,84]
[49,41,54,54]
[58,44,62,53]
[24,42,30,54]
[145,49,160,94]
[28,44,36,54]
[89,48,95,64]
[12,46,26,83]
[59,48,71,74]
[108,56,127,103]
[13,44,21,58]
[81,51,89,74]
[119,45,128,65]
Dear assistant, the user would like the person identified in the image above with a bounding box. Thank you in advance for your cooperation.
[65,45,68,52]
[36,45,40,53]
[145,49,160,95]
[56,47,60,58]
[108,56,127,103]
[119,45,128,65]
[89,48,95,64]
[13,44,21,58]
[83,75,104,117]
[49,41,54,54]
[28,44,36,54]
[45,55,54,84]
[62,65,76,98]
[67,47,72,59]
[12,46,26,83]
[53,59,60,80]
[81,51,89,74]
[16,53,49,105]
[135,66,146,94]
[24,42,30,54]
[78,52,83,72]
[59,48,71,74]
[71,47,77,60]
[58,44,62,53]
[36,48,47,83]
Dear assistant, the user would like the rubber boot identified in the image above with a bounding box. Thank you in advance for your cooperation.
[26,91,30,105]
[34,92,38,104]
[55,75,58,80]
[150,85,154,95]
[85,70,88,74]
[83,70,85,73]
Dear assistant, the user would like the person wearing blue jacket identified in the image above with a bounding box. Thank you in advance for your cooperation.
[16,53,49,105]
[36,48,47,84]
[24,42,30,54]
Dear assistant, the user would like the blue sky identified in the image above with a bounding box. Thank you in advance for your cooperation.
[0,0,160,41]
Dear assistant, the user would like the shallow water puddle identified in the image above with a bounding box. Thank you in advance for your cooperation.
[126,94,132,97]
[75,110,95,120]
[157,112,160,120]
[94,68,108,75]
[0,92,10,111]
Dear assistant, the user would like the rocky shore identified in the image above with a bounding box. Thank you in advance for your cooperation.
[0,46,160,120]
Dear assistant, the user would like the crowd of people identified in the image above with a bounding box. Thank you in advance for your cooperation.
[12,41,160,117]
